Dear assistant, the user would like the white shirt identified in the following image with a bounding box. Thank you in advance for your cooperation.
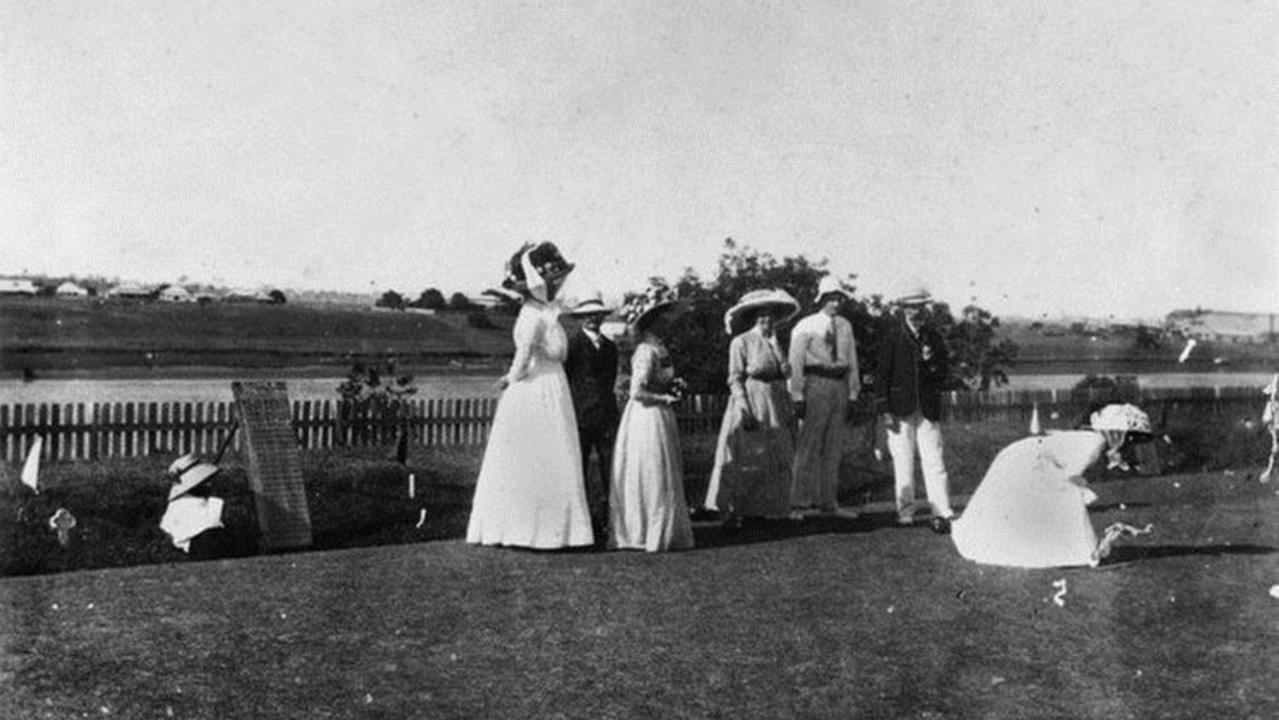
[788,312,860,401]
[160,496,225,552]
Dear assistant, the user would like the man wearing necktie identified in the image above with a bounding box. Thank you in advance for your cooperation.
[787,276,861,518]
[564,297,621,540]
[873,287,956,533]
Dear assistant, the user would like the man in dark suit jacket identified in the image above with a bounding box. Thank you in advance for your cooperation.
[873,288,956,532]
[563,298,620,529]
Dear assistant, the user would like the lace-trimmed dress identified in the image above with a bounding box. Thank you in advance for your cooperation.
[466,301,595,549]
[609,339,694,552]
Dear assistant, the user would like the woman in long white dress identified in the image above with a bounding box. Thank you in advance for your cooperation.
[703,289,800,529]
[951,404,1153,568]
[609,285,695,552]
[466,242,595,550]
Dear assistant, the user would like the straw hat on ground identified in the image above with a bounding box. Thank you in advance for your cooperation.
[167,453,221,501]
[723,288,800,335]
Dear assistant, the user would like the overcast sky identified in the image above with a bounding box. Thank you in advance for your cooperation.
[2,1,1275,319]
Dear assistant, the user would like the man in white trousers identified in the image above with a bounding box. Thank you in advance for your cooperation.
[873,288,956,533]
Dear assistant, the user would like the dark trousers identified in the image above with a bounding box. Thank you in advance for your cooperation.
[579,422,616,503]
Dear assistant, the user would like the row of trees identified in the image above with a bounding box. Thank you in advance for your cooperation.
[636,239,1019,394]
[370,240,1019,395]
[376,288,513,313]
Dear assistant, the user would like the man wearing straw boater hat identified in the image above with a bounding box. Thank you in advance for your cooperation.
[787,275,861,519]
[873,286,957,533]
[563,295,621,535]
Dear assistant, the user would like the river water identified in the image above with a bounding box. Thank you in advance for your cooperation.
[1,375,504,406]
[1,371,1273,406]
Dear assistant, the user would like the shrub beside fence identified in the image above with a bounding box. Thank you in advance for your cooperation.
[0,386,1263,463]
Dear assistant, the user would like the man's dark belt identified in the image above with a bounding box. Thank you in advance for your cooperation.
[804,365,850,379]
[747,371,787,383]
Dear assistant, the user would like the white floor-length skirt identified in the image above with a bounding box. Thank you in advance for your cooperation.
[951,431,1108,568]
[609,400,694,552]
[466,362,595,549]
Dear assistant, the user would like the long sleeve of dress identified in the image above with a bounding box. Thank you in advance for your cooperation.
[504,309,541,384]
[629,344,668,405]
[727,335,756,421]
[727,336,748,402]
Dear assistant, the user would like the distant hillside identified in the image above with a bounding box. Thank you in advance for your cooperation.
[997,318,1279,374]
[0,296,515,376]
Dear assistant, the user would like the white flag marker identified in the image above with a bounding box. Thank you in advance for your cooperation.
[20,437,43,493]
[1177,338,1197,363]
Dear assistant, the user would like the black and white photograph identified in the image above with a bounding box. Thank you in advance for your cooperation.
[1,2,1276,718]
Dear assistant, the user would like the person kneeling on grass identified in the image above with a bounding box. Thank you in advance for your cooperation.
[160,453,234,560]
[950,403,1155,569]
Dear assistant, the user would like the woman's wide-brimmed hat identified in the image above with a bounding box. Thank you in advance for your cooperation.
[815,276,855,303]
[1089,404,1152,436]
[502,242,575,300]
[566,297,613,317]
[723,288,800,335]
[166,452,220,501]
[621,284,683,332]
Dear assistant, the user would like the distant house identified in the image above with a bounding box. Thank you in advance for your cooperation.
[0,278,38,296]
[1166,310,1278,343]
[106,284,153,299]
[224,288,272,303]
[467,294,502,309]
[55,281,89,297]
[158,285,194,303]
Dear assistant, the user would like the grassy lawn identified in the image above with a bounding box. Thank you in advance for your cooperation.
[1,467,1276,719]
[2,411,1271,578]
[1,410,1275,718]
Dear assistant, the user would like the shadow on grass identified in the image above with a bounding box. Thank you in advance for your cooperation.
[690,511,922,550]
[1106,542,1277,563]
[1088,501,1153,512]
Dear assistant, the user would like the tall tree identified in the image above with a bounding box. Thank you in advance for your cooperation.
[376,290,406,310]
[448,292,475,311]
[413,288,447,310]
[629,238,1016,394]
